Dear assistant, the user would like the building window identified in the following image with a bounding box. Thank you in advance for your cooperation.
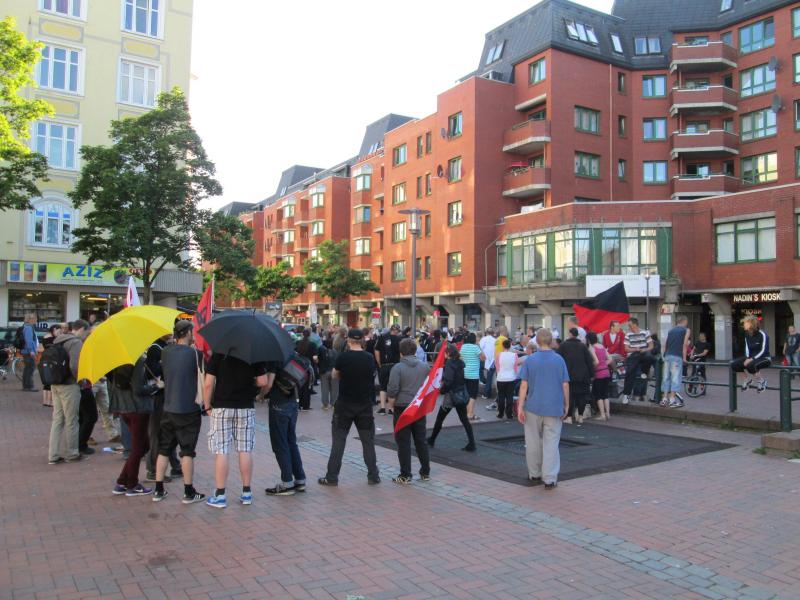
[509,234,548,284]
[424,256,431,279]
[574,106,600,134]
[618,115,626,137]
[447,252,462,276]
[741,152,778,184]
[685,121,709,133]
[741,64,776,97]
[740,109,777,142]
[354,206,371,223]
[354,238,370,255]
[311,192,324,208]
[311,221,324,236]
[284,255,295,268]
[794,8,800,38]
[448,157,462,182]
[716,218,775,263]
[642,75,666,98]
[425,173,432,196]
[448,112,463,137]
[618,72,626,93]
[610,34,624,54]
[118,59,160,107]
[497,244,507,279]
[643,118,667,140]
[643,161,668,184]
[391,260,406,281]
[530,155,544,168]
[528,58,546,84]
[565,20,599,45]
[554,229,590,280]
[602,228,658,275]
[354,173,371,191]
[739,18,774,55]
[795,54,800,83]
[720,0,732,12]
[392,144,407,166]
[392,182,406,204]
[448,200,462,226]
[425,131,432,153]
[416,135,424,158]
[29,199,76,248]
[34,121,78,170]
[40,0,84,19]
[37,44,82,93]
[123,0,162,37]
[574,152,600,178]
[416,176,423,199]
[634,36,661,55]
[485,40,505,64]
[796,101,800,130]
[796,147,800,178]
[392,221,407,242]
[283,204,295,217]
[282,230,294,244]
[617,159,626,180]
[424,214,431,237]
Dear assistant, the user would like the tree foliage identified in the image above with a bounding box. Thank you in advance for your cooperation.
[0,17,53,211]
[194,211,256,297]
[302,239,380,319]
[244,262,306,303]
[70,88,222,303]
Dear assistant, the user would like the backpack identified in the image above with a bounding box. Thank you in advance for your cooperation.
[13,326,25,351]
[274,352,313,396]
[40,341,72,385]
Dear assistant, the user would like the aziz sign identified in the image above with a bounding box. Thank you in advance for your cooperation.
[732,291,781,303]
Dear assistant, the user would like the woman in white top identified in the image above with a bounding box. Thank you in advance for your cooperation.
[495,339,520,419]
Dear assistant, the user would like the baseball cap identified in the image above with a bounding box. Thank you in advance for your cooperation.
[348,328,364,340]
[174,320,193,336]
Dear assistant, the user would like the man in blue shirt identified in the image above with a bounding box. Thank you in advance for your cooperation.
[517,328,569,489]
[21,313,39,392]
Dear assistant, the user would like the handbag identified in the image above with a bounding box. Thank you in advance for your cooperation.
[451,385,469,407]
[195,352,205,407]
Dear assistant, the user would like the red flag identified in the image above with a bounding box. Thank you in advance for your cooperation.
[394,345,447,433]
[573,281,630,334]
[193,278,214,359]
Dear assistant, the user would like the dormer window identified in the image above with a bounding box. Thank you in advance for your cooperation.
[720,0,733,12]
[634,36,661,55]
[485,41,505,65]
[566,20,598,45]
[610,34,624,54]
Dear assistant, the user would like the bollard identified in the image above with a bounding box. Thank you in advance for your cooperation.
[653,357,663,402]
[779,369,792,433]
[728,366,738,413]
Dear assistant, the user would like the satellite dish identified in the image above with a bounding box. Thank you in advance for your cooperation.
[768,56,778,71]
[440,128,447,139]
[771,94,783,113]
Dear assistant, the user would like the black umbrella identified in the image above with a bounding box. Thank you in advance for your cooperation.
[198,310,295,365]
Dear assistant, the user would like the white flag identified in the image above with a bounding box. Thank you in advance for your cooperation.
[125,276,141,307]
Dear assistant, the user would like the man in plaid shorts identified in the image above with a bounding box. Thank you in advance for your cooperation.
[203,353,268,508]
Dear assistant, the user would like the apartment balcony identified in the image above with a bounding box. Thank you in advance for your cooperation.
[351,189,372,205]
[352,221,372,239]
[671,174,741,199]
[502,167,551,199]
[670,129,739,159]
[670,85,738,117]
[283,242,294,254]
[503,119,551,155]
[670,42,738,73]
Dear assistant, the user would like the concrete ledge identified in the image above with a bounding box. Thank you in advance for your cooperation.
[761,431,800,452]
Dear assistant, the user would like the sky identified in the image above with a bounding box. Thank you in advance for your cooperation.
[189,0,614,210]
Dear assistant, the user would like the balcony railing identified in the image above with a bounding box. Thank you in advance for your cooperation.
[671,173,740,198]
[670,85,738,116]
[503,119,551,155]
[670,41,738,73]
[671,129,739,158]
[502,167,551,199]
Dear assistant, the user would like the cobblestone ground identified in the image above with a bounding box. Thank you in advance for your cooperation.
[1,378,799,600]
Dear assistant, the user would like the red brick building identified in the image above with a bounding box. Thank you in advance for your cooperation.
[232,0,800,359]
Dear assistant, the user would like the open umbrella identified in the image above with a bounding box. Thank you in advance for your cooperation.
[78,305,181,384]
[197,310,295,365]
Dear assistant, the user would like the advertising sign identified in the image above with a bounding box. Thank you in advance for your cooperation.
[585,274,660,298]
[6,262,145,287]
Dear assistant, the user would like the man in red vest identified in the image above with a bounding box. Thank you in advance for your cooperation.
[602,320,627,376]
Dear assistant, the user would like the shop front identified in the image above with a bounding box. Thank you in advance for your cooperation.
[731,291,794,358]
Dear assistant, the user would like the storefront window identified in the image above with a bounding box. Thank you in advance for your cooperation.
[80,293,126,320]
[603,228,658,274]
[8,290,66,326]
[715,218,775,264]
[554,229,590,280]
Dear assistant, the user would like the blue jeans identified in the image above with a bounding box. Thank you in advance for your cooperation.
[268,400,306,485]
[484,366,496,398]
[662,355,683,393]
[790,352,800,367]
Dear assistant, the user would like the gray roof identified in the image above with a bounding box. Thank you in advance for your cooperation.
[217,201,258,217]
[475,0,792,79]
[358,113,415,158]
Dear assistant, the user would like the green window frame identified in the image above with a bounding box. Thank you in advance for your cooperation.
[617,159,626,181]
[448,157,462,182]
[392,144,407,166]
[601,228,658,275]
[311,192,324,208]
[416,135,424,158]
[497,244,507,279]
[574,106,600,133]
[391,182,406,204]
[643,118,667,140]
[391,260,406,281]
[740,64,775,97]
[741,152,778,184]
[618,72,626,93]
[354,173,371,191]
[509,234,548,284]
[715,218,776,263]
[740,109,776,142]
[416,176,423,199]
[447,252,462,276]
[618,115,627,137]
[553,229,590,280]
[795,101,800,131]
[796,147,800,178]
[795,54,800,83]
[574,152,600,178]
[739,18,774,55]
[643,161,668,184]
[425,131,432,154]
[529,58,546,84]
[794,8,800,38]
[424,214,431,237]
[391,221,407,242]
[415,257,422,280]
[447,200,463,226]
[448,112,463,138]
[642,75,666,98]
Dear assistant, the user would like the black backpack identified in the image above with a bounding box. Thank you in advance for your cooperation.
[13,326,25,351]
[274,352,313,396]
[40,341,72,385]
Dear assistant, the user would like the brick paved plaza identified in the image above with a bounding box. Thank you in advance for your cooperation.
[2,377,799,600]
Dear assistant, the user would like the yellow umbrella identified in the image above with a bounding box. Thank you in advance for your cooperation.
[78,305,181,384]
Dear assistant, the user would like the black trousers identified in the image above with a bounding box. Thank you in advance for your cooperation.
[22,354,36,390]
[731,356,771,374]
[429,403,475,447]
[496,381,516,418]
[325,404,379,483]
[147,395,179,475]
[568,381,592,416]
[78,387,98,451]
[623,352,653,396]
[392,407,430,478]
[298,381,311,410]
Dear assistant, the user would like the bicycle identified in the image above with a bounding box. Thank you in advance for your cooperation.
[684,356,706,398]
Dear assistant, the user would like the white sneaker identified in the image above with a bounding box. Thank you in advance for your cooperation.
[622,395,630,405]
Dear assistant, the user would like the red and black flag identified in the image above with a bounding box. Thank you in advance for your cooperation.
[573,281,630,333]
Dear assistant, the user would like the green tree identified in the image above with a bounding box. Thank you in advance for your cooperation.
[303,239,379,322]
[194,211,256,298]
[0,17,52,211]
[70,88,222,304]
[244,262,306,303]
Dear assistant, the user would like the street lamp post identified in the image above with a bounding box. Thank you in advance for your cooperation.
[399,207,430,331]
[644,272,651,331]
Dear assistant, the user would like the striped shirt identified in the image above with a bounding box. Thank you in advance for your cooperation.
[624,329,651,352]
[460,343,481,380]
